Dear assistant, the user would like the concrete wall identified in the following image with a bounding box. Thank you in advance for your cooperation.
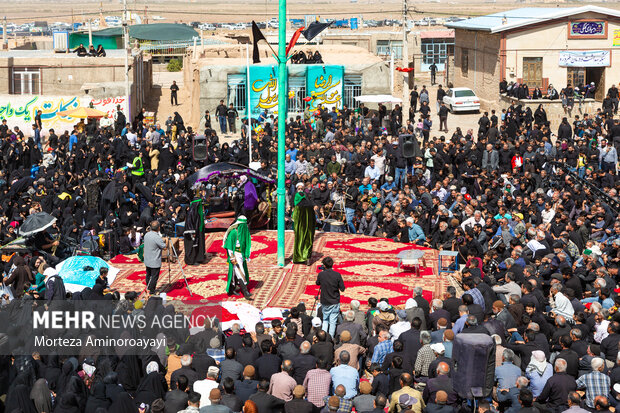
[453,29,502,108]
[499,95,599,127]
[505,12,620,98]
[0,52,152,118]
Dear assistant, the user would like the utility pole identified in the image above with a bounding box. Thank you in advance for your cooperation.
[123,0,131,119]
[401,0,409,116]
[3,17,6,49]
[144,6,148,25]
[276,0,287,266]
[88,19,92,46]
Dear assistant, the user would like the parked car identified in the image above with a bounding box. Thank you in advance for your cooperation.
[443,87,481,113]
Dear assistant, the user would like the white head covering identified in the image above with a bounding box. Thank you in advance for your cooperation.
[405,298,417,309]
[146,361,159,374]
[526,350,548,376]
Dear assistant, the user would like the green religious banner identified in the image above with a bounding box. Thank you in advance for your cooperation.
[306,65,344,111]
[249,65,280,116]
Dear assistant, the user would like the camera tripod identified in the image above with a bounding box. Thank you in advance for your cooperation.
[166,240,193,296]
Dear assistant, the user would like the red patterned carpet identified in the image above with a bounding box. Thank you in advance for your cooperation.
[109,231,448,310]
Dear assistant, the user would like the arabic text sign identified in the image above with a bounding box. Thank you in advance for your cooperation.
[614,30,620,47]
[0,95,127,135]
[558,50,610,67]
[249,65,279,116]
[569,21,606,38]
[306,65,344,111]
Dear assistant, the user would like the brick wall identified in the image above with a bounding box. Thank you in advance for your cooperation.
[452,29,502,108]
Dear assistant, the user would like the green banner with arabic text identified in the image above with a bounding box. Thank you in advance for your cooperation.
[249,65,280,117]
[306,65,344,111]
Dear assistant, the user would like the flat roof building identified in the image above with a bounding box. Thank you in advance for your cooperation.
[446,6,620,110]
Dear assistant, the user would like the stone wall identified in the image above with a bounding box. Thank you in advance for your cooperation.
[499,95,599,129]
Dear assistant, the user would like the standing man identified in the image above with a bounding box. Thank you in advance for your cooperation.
[227,103,238,134]
[170,80,180,106]
[223,216,252,300]
[316,257,345,337]
[184,196,206,266]
[410,86,419,121]
[144,221,167,295]
[344,178,359,235]
[216,100,228,134]
[429,62,438,85]
[438,102,449,133]
[436,85,446,113]
[34,109,43,150]
[292,182,316,265]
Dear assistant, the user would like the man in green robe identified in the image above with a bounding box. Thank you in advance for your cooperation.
[293,182,316,264]
[223,215,252,299]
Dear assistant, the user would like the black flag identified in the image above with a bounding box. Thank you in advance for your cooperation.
[302,21,333,41]
[252,21,267,63]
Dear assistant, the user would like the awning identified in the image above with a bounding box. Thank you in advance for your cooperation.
[420,29,455,39]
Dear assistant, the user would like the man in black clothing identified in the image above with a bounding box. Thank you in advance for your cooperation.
[216,100,228,134]
[73,43,88,56]
[249,379,285,413]
[536,360,577,413]
[429,62,438,85]
[442,287,462,322]
[170,80,179,105]
[344,178,359,234]
[227,103,238,134]
[410,86,419,119]
[608,84,619,114]
[292,341,317,384]
[478,112,490,137]
[221,377,244,412]
[236,334,260,367]
[316,256,345,337]
[438,102,449,133]
[165,375,190,413]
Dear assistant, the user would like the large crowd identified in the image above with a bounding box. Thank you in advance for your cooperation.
[1,76,620,413]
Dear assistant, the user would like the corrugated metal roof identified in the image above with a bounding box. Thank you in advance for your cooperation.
[445,5,620,33]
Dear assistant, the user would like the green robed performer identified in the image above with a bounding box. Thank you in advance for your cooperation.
[223,215,252,300]
[293,182,316,264]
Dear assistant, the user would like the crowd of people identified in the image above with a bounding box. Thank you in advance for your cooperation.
[1,58,620,413]
[72,44,107,57]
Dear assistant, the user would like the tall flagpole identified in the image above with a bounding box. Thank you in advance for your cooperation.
[246,43,252,162]
[276,0,287,266]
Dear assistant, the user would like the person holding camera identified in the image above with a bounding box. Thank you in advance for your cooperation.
[316,257,345,337]
[144,220,167,295]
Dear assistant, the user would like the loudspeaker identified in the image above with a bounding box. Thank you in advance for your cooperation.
[193,135,207,161]
[400,134,417,158]
[452,333,495,399]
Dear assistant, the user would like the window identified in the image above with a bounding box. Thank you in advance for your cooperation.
[288,77,306,113]
[461,48,468,78]
[343,75,362,109]
[376,40,403,59]
[522,57,543,89]
[227,74,246,112]
[567,68,585,89]
[421,38,454,65]
[455,89,476,98]
[11,67,40,95]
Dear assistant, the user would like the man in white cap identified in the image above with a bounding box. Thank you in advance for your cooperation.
[223,216,252,299]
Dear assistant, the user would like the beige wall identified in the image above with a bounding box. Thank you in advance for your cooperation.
[0,53,152,117]
[505,12,620,97]
[452,29,502,107]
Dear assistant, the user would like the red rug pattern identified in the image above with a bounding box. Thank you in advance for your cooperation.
[109,231,447,309]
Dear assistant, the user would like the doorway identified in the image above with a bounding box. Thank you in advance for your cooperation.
[586,67,605,101]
